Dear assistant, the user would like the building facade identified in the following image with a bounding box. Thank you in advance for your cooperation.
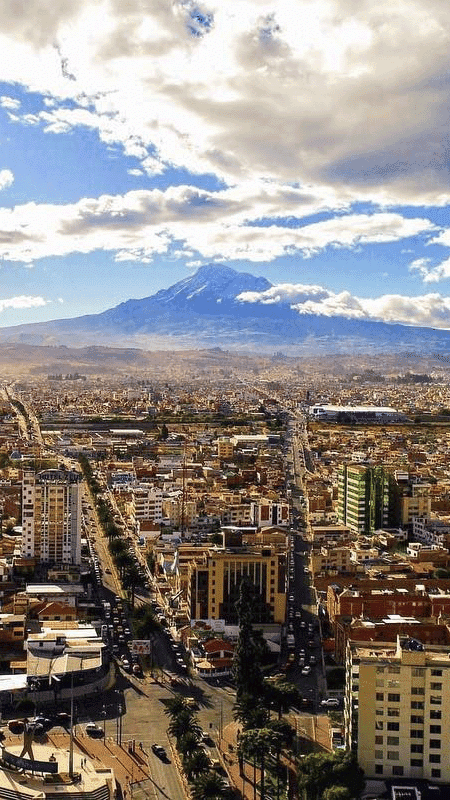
[21,469,82,565]
[345,635,450,784]
[338,464,389,534]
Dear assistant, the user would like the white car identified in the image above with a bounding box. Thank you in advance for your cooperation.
[301,665,311,675]
[321,698,340,708]
[85,723,103,736]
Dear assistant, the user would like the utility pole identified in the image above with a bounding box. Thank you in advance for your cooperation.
[69,672,74,778]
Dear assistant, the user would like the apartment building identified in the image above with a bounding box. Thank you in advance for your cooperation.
[345,635,450,784]
[251,498,290,528]
[338,464,389,534]
[132,485,163,523]
[21,469,82,565]
[188,546,287,624]
[217,437,234,460]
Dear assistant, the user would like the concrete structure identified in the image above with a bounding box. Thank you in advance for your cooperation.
[188,545,287,624]
[338,464,389,534]
[131,485,163,523]
[21,470,82,565]
[345,634,450,784]
[309,404,406,423]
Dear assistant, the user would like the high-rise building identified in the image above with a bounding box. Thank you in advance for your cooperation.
[345,635,450,784]
[21,469,82,565]
[338,463,389,533]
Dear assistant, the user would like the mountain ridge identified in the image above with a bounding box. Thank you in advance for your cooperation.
[1,263,450,355]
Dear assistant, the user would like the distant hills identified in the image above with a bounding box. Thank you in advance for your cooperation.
[1,263,450,356]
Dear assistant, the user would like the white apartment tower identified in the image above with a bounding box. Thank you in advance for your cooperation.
[22,469,82,565]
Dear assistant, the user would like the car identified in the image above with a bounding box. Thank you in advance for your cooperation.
[301,665,311,675]
[299,648,305,657]
[32,716,52,731]
[295,611,301,618]
[309,655,317,665]
[304,567,310,574]
[55,712,71,726]
[121,659,131,671]
[152,744,168,760]
[300,621,306,629]
[132,664,142,676]
[85,723,103,736]
[8,719,24,735]
[321,698,340,708]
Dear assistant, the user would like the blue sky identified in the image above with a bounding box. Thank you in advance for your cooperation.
[0,0,450,330]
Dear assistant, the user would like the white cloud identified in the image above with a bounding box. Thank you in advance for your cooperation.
[0,96,19,110]
[237,281,450,329]
[409,255,450,283]
[0,295,48,312]
[0,170,13,191]
[0,185,435,265]
[0,1,449,205]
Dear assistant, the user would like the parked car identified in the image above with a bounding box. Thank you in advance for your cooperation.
[85,722,103,736]
[321,698,340,708]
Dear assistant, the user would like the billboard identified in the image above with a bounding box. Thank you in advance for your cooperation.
[131,639,151,654]
[2,748,59,774]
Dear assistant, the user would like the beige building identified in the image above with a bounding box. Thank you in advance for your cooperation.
[188,546,286,624]
[217,437,234,460]
[311,545,353,576]
[21,469,82,565]
[345,635,450,784]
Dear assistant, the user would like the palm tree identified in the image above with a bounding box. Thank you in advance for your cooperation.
[238,728,281,800]
[234,691,269,730]
[190,771,228,800]
[263,679,301,719]
[164,695,190,719]
[178,731,201,759]
[123,564,141,608]
[168,710,202,741]
[183,749,210,780]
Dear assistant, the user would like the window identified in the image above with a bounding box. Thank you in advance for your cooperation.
[375,765,383,775]
[387,722,399,731]
[430,725,441,734]
[412,668,424,677]
[387,736,399,745]
[410,759,423,768]
[387,680,399,688]
[387,708,400,717]
[376,666,385,674]
[429,740,441,749]
[374,750,383,760]
[410,744,423,753]
[375,721,383,730]
[376,692,383,701]
[410,715,423,724]
[376,709,383,716]
[392,766,403,776]
[431,769,441,779]
[431,669,442,676]
[430,710,441,719]
[388,665,400,673]
[410,729,423,738]
[375,736,383,745]
[411,701,424,710]
[430,754,441,763]
[387,751,399,760]
[430,682,442,691]
[411,687,425,695]
[430,696,442,705]
[388,693,400,702]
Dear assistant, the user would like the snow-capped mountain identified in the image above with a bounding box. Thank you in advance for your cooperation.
[1,263,450,355]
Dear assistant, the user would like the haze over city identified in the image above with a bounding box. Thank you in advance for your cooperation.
[0,0,449,333]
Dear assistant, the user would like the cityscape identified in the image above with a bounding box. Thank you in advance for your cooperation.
[0,357,448,800]
[0,2,450,800]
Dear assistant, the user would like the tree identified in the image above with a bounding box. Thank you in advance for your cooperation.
[160,423,169,441]
[164,695,191,719]
[297,751,364,800]
[263,679,301,719]
[234,691,269,730]
[322,788,353,800]
[183,749,210,780]
[123,564,141,608]
[238,728,282,800]
[168,710,202,741]
[190,771,228,800]
[232,578,265,699]
[177,731,201,759]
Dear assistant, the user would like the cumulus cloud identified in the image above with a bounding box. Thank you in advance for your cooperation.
[0,0,449,205]
[237,281,450,329]
[0,170,13,190]
[0,185,435,265]
[0,96,19,110]
[409,256,450,284]
[0,294,48,312]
